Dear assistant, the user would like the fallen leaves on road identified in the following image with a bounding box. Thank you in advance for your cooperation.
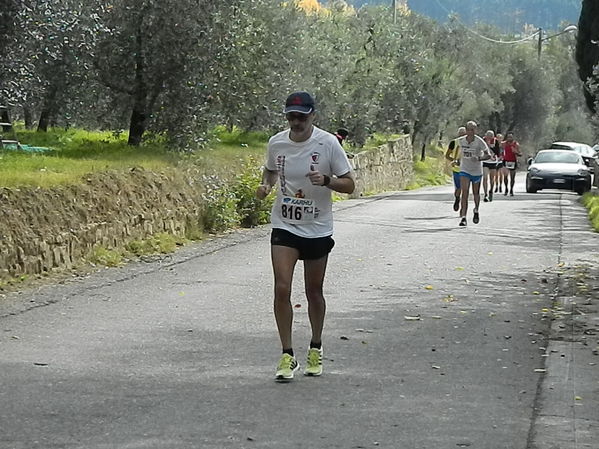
[424,285,434,290]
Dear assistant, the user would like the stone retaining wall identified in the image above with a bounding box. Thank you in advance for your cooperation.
[0,168,207,281]
[349,135,413,198]
[0,136,414,279]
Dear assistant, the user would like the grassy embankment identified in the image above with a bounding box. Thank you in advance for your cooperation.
[0,126,266,188]
[0,127,271,276]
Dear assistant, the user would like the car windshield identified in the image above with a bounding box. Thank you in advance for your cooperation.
[551,143,594,156]
[535,152,580,164]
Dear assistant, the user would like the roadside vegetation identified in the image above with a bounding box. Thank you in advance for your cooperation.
[407,145,449,190]
[582,192,599,232]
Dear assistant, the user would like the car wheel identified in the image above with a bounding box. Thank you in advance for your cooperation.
[526,176,537,193]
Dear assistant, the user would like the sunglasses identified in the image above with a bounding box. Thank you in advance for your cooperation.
[285,113,310,122]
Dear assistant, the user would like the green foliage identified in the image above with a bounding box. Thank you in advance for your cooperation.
[210,126,270,147]
[89,246,123,267]
[1,0,594,153]
[126,233,183,256]
[363,133,404,150]
[201,175,242,233]
[582,193,599,232]
[406,146,450,190]
[232,158,274,228]
[0,128,177,188]
[200,158,274,232]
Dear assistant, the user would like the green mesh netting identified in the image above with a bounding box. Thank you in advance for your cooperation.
[1,143,51,153]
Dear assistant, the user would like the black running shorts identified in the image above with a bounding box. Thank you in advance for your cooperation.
[270,228,335,260]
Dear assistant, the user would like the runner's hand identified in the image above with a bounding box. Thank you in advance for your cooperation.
[306,171,328,186]
[256,184,272,200]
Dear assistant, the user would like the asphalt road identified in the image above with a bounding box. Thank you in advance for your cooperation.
[1,174,598,449]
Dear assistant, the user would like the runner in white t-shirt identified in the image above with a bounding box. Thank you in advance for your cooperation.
[256,91,355,381]
[456,120,492,227]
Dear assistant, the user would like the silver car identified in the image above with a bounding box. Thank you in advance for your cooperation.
[526,149,592,195]
[550,141,597,174]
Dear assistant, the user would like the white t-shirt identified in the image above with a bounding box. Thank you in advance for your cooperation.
[266,126,352,238]
[457,135,490,176]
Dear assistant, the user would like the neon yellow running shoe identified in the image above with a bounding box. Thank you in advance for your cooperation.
[304,347,323,376]
[275,353,299,382]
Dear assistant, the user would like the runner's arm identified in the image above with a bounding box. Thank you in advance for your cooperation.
[515,143,522,157]
[328,171,355,194]
[478,142,492,161]
[256,167,278,200]
[445,140,456,161]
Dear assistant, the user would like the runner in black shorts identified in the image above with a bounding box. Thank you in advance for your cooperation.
[482,130,500,202]
[256,91,355,381]
[270,228,335,261]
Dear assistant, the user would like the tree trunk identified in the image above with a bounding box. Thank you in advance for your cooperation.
[493,112,502,134]
[411,120,421,146]
[37,87,58,132]
[127,25,147,146]
[23,106,33,129]
[128,106,146,146]
[37,109,50,132]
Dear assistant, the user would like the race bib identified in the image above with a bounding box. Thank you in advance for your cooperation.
[280,196,315,224]
[505,161,516,169]
[463,149,476,159]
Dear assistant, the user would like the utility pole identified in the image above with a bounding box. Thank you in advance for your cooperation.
[537,25,577,60]
[393,0,397,24]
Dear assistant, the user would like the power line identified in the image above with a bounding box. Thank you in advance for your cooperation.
[433,0,539,45]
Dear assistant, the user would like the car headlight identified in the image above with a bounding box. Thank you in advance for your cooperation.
[529,167,540,175]
[577,168,589,176]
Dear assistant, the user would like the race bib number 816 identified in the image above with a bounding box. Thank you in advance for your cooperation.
[280,197,315,224]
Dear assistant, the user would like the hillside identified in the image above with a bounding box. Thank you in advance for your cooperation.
[347,0,581,31]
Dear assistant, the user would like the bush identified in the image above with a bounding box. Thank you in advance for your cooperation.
[232,157,273,227]
[201,174,241,233]
[582,193,599,232]
[407,146,450,189]
[89,247,123,267]
[126,233,183,256]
